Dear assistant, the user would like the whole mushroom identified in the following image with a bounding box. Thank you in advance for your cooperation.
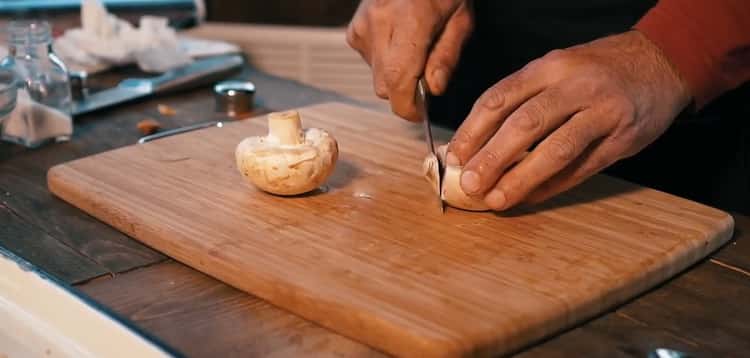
[235,110,338,196]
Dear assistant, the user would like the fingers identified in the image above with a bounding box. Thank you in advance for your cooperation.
[459,85,584,197]
[482,109,616,210]
[425,1,474,95]
[524,138,625,205]
[370,24,392,98]
[345,1,372,64]
[447,63,546,167]
[382,19,434,121]
[346,1,391,99]
[347,1,472,122]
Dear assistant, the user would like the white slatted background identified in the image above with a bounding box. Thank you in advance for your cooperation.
[186,23,387,108]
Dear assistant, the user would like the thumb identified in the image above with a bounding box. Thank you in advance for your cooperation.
[425,2,474,95]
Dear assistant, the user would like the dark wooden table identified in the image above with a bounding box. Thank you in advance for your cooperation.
[1,63,749,357]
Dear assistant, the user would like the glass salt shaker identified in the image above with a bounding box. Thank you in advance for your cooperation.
[0,20,73,148]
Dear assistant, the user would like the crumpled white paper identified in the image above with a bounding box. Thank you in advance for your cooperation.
[53,0,238,74]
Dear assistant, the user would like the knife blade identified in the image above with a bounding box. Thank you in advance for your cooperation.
[72,54,244,117]
[416,77,444,213]
[137,120,223,144]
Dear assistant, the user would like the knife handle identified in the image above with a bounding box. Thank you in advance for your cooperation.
[150,55,244,93]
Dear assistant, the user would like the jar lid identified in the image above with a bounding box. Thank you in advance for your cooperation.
[214,80,255,119]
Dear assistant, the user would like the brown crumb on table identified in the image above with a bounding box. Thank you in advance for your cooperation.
[137,118,161,135]
[157,104,177,116]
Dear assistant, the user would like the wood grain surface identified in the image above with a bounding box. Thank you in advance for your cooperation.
[79,261,388,358]
[48,102,734,357]
[0,202,106,283]
[0,62,370,283]
[77,245,750,358]
[78,215,750,358]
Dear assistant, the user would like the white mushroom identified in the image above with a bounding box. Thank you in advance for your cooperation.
[426,144,490,211]
[424,144,529,211]
[235,110,338,196]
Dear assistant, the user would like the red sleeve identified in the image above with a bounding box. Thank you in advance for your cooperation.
[634,0,750,109]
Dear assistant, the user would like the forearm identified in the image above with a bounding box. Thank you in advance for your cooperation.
[634,0,750,109]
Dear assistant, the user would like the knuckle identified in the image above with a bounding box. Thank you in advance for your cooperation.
[573,77,605,98]
[455,10,474,33]
[478,86,505,110]
[382,59,415,88]
[610,129,638,154]
[539,49,574,76]
[426,57,450,76]
[508,107,543,133]
[374,82,388,99]
[522,58,544,73]
[603,98,638,130]
[382,64,402,87]
[545,136,578,162]
[390,100,417,121]
[615,100,636,121]
[481,148,503,165]
[471,149,504,179]
[345,26,359,48]
[451,129,475,148]
[345,17,368,48]
[449,131,476,157]
[542,49,570,65]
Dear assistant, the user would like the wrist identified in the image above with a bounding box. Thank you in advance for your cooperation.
[629,29,693,113]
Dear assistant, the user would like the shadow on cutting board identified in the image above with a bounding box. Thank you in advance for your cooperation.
[281,158,362,198]
[496,175,642,217]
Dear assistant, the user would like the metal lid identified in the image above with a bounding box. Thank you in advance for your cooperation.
[214,80,255,119]
[69,71,88,101]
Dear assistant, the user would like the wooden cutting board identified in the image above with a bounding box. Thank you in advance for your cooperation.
[48,102,734,357]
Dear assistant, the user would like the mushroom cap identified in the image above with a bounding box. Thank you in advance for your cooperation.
[236,128,338,196]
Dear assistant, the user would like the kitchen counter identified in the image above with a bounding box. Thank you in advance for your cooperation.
[1,62,748,357]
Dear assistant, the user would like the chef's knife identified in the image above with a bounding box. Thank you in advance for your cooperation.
[72,54,244,116]
[416,77,445,213]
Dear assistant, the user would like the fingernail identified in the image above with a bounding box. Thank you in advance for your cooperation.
[461,170,480,194]
[446,152,460,166]
[432,67,448,93]
[486,189,507,210]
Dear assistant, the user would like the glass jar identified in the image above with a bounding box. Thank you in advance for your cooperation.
[0,20,73,148]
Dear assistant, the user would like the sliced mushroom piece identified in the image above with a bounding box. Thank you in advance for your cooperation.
[424,144,530,211]
[432,144,490,211]
[235,110,338,196]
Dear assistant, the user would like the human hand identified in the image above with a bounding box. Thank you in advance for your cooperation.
[447,30,692,210]
[346,0,473,121]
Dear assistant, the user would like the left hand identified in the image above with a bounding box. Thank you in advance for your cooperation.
[446,30,692,211]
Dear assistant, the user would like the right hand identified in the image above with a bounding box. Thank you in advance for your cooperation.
[346,0,474,121]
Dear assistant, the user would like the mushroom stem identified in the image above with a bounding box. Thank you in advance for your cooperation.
[268,110,303,145]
